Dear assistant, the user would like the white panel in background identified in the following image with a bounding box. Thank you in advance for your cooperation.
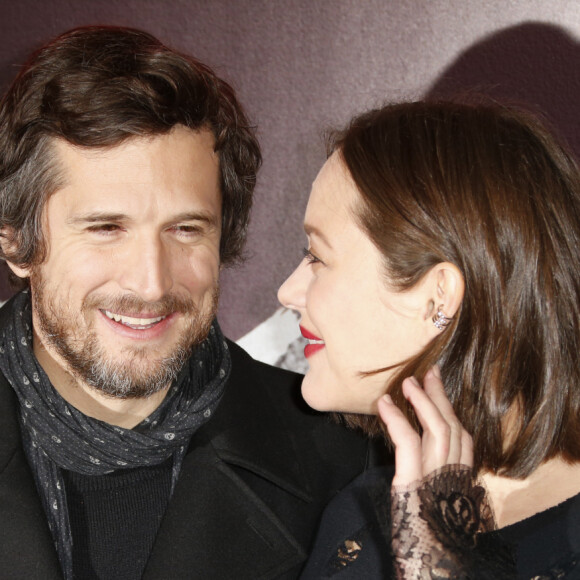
[236,307,308,374]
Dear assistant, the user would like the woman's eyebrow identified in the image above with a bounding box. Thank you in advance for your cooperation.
[304,223,333,248]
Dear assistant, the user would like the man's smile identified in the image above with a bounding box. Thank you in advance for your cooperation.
[102,309,168,330]
[98,308,178,340]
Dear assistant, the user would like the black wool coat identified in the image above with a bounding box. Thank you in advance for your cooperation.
[0,337,372,579]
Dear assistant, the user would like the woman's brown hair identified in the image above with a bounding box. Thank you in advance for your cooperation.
[332,100,580,478]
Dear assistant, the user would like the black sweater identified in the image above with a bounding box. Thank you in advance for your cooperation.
[63,458,173,580]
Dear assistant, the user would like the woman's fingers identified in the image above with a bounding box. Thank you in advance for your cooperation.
[423,366,455,418]
[377,394,422,487]
[383,368,474,481]
[459,427,474,468]
[422,366,474,468]
[379,368,474,485]
[422,367,463,465]
[401,376,452,474]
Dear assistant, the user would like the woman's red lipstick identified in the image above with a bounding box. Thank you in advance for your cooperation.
[300,325,325,358]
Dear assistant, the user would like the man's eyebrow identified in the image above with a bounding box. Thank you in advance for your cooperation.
[168,211,220,227]
[304,223,333,248]
[67,211,219,227]
[67,212,128,225]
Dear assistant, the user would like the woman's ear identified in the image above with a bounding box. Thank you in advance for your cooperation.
[0,228,32,279]
[416,262,464,331]
[431,261,465,322]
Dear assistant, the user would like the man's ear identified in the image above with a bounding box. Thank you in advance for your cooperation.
[0,228,32,279]
[420,262,465,328]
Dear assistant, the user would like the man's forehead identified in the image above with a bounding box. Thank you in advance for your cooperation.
[46,126,222,218]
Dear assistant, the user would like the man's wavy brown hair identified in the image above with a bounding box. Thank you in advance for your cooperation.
[0,26,261,275]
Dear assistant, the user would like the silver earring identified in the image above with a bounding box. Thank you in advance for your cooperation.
[432,304,452,330]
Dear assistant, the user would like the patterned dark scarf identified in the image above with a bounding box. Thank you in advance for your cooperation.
[0,290,230,579]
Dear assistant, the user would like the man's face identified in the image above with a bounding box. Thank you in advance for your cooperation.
[14,126,222,398]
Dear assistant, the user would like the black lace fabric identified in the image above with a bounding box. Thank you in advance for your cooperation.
[390,464,515,579]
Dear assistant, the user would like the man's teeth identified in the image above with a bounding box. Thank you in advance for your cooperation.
[103,310,166,328]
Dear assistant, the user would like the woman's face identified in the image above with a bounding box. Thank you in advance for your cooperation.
[278,153,439,414]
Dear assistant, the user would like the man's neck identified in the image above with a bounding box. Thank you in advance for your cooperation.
[32,332,170,429]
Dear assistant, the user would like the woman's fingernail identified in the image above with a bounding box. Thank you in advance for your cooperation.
[432,364,441,378]
[382,394,393,404]
[409,376,421,388]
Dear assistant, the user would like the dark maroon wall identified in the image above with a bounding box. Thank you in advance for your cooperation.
[1,1,579,342]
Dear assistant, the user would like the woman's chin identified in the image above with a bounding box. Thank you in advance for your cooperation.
[300,379,342,412]
[301,386,330,412]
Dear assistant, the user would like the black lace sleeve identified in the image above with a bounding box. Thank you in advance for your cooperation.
[390,464,517,579]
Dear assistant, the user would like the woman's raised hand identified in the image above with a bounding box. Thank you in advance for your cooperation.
[378,368,499,579]
[377,365,473,487]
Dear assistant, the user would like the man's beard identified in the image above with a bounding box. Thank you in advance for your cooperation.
[31,273,219,399]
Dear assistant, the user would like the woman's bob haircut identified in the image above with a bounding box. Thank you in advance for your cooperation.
[332,100,580,478]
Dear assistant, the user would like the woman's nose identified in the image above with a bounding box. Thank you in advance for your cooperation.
[278,258,310,311]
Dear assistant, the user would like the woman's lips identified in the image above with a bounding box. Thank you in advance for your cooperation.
[300,325,325,358]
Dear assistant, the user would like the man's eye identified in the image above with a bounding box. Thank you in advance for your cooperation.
[87,224,120,234]
[172,225,201,235]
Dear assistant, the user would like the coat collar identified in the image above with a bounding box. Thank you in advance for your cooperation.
[199,340,314,502]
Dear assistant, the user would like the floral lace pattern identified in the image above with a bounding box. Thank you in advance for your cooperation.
[390,464,497,579]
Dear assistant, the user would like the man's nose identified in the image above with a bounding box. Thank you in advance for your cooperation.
[118,236,173,302]
[277,258,309,312]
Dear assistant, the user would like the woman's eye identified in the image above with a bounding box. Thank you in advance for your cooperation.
[302,247,322,265]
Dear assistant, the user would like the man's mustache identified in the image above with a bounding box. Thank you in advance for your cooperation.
[82,293,198,318]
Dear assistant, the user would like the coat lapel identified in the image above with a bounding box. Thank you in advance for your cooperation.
[144,436,307,579]
[202,343,314,503]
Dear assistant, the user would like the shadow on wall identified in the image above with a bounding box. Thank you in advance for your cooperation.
[426,21,580,157]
